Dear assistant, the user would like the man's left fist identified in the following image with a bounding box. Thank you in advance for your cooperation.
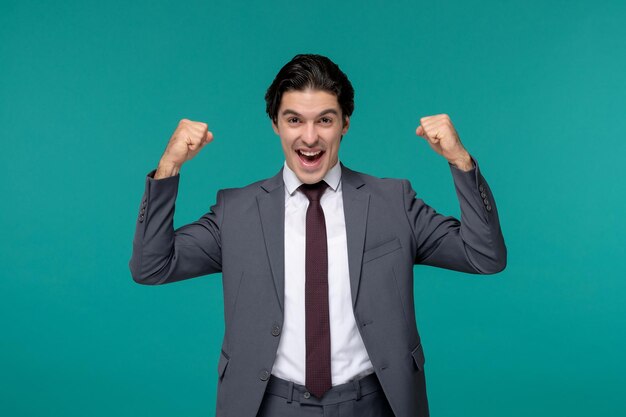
[416,114,473,171]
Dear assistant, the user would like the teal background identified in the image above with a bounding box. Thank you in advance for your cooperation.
[2,0,625,415]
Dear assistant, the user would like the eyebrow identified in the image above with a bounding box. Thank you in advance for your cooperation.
[281,108,340,118]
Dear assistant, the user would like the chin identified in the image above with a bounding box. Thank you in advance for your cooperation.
[296,169,325,185]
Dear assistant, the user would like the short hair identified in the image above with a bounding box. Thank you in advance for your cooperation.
[265,54,355,124]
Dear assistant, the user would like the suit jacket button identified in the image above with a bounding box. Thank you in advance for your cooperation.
[303,391,311,399]
[486,205,492,212]
[483,198,489,205]
[139,215,144,222]
[480,192,487,198]
[479,184,485,192]
[259,370,270,381]
[271,325,281,336]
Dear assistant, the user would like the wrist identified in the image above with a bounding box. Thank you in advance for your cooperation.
[449,152,473,172]
[155,160,181,179]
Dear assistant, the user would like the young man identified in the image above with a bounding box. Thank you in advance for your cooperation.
[129,54,506,417]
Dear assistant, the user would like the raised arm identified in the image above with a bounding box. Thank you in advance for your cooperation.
[129,119,223,285]
[407,114,507,274]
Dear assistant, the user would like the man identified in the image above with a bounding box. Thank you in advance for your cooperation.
[129,54,506,417]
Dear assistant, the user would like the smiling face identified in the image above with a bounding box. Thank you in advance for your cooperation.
[272,88,350,184]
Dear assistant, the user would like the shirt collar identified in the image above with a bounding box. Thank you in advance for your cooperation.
[283,160,342,196]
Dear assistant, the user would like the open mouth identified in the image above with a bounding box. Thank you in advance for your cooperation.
[296,149,325,166]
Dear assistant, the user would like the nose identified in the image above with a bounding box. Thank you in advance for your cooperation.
[301,122,318,146]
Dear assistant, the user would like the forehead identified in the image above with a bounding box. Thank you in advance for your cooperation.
[279,89,340,115]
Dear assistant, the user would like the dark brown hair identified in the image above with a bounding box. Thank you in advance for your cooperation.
[265,54,355,124]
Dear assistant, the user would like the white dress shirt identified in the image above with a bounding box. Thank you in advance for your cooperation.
[271,160,375,386]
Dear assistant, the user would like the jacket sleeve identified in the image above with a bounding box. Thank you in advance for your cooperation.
[403,155,507,274]
[128,169,224,285]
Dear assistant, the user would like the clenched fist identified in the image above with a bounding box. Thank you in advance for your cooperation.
[155,119,214,179]
[416,114,473,171]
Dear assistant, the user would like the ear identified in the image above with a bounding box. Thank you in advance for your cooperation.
[341,116,350,135]
[271,119,279,135]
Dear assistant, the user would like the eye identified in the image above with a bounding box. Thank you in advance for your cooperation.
[319,117,333,124]
[287,117,300,124]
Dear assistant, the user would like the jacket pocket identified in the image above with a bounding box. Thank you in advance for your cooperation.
[411,343,425,372]
[363,237,402,264]
[217,350,230,380]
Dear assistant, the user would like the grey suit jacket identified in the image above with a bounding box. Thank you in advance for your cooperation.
[129,157,506,417]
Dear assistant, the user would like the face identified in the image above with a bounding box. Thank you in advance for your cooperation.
[272,88,350,184]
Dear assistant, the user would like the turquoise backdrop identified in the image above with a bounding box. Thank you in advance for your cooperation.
[2,0,625,416]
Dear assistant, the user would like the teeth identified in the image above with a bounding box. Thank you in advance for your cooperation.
[299,150,322,156]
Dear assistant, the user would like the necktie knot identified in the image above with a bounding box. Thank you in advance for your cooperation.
[299,181,328,202]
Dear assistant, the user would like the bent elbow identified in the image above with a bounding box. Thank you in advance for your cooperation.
[487,258,507,275]
[129,258,166,285]
[482,245,507,275]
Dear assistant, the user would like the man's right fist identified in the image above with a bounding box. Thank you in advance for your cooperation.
[155,119,213,178]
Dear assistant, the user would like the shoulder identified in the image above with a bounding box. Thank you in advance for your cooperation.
[341,164,409,195]
[218,169,283,200]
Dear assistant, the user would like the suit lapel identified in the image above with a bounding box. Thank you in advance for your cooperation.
[257,169,286,312]
[255,164,370,312]
[341,164,370,308]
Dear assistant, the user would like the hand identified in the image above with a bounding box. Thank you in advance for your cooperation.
[159,118,214,169]
[416,114,472,170]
